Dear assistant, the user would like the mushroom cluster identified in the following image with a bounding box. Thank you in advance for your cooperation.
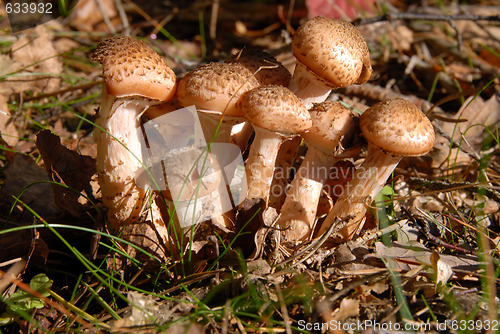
[91,16,435,262]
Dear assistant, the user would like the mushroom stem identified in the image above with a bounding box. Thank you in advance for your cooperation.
[197,111,243,144]
[288,62,333,108]
[95,89,149,232]
[317,144,401,240]
[245,126,285,201]
[277,146,333,242]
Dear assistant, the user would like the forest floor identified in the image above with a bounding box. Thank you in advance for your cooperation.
[1,0,500,333]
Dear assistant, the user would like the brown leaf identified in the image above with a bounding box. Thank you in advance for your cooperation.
[36,130,96,216]
[375,241,480,273]
[432,93,500,167]
[233,198,266,258]
[70,0,117,32]
[0,153,60,221]
[0,95,19,147]
[333,298,360,321]
[1,25,63,95]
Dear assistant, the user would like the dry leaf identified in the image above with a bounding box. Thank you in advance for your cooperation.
[1,25,63,95]
[375,242,480,273]
[0,95,19,147]
[70,0,118,32]
[430,252,453,286]
[0,153,60,221]
[431,93,500,168]
[333,298,360,320]
[35,130,96,216]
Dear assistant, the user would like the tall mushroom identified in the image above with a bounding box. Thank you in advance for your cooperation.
[238,85,311,202]
[225,48,292,151]
[176,62,260,144]
[316,98,435,241]
[276,101,356,243]
[91,36,177,254]
[270,16,372,211]
[289,16,372,107]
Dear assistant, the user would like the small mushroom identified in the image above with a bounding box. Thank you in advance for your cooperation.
[289,17,372,108]
[276,101,356,243]
[91,36,177,236]
[238,85,311,202]
[226,48,292,151]
[316,98,435,241]
[270,17,371,211]
[177,62,259,144]
[225,48,291,87]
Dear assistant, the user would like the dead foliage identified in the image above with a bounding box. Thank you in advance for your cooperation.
[1,0,500,333]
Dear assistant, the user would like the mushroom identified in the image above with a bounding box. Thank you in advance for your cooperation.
[225,48,291,87]
[225,48,292,151]
[176,62,260,144]
[238,85,311,202]
[91,36,177,240]
[289,16,372,107]
[316,98,435,241]
[276,101,356,243]
[269,17,371,211]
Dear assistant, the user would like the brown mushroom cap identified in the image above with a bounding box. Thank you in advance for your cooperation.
[92,36,177,101]
[359,98,435,157]
[177,62,260,117]
[239,85,311,134]
[292,17,372,88]
[226,48,291,87]
[303,101,356,154]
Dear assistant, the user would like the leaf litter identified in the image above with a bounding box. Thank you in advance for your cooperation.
[1,1,500,333]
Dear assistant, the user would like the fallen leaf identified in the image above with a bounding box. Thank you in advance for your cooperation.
[430,252,453,286]
[306,0,375,19]
[0,153,60,221]
[333,298,360,320]
[0,95,19,147]
[375,241,480,273]
[1,25,63,95]
[35,130,96,216]
[69,0,118,32]
[431,93,500,168]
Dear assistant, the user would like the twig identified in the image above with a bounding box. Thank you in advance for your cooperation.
[340,82,444,113]
[402,207,474,255]
[209,0,220,40]
[355,12,500,26]
[115,0,130,36]
[23,80,104,102]
[95,0,116,34]
[408,177,500,204]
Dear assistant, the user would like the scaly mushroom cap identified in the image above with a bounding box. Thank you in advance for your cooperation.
[360,98,435,156]
[226,48,291,87]
[177,62,260,117]
[92,36,177,101]
[303,101,356,154]
[239,85,311,134]
[292,17,372,88]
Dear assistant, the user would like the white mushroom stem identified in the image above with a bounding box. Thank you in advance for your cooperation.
[277,147,335,242]
[288,62,333,108]
[317,144,401,240]
[197,110,244,144]
[95,90,150,232]
[245,126,286,201]
[268,62,333,211]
